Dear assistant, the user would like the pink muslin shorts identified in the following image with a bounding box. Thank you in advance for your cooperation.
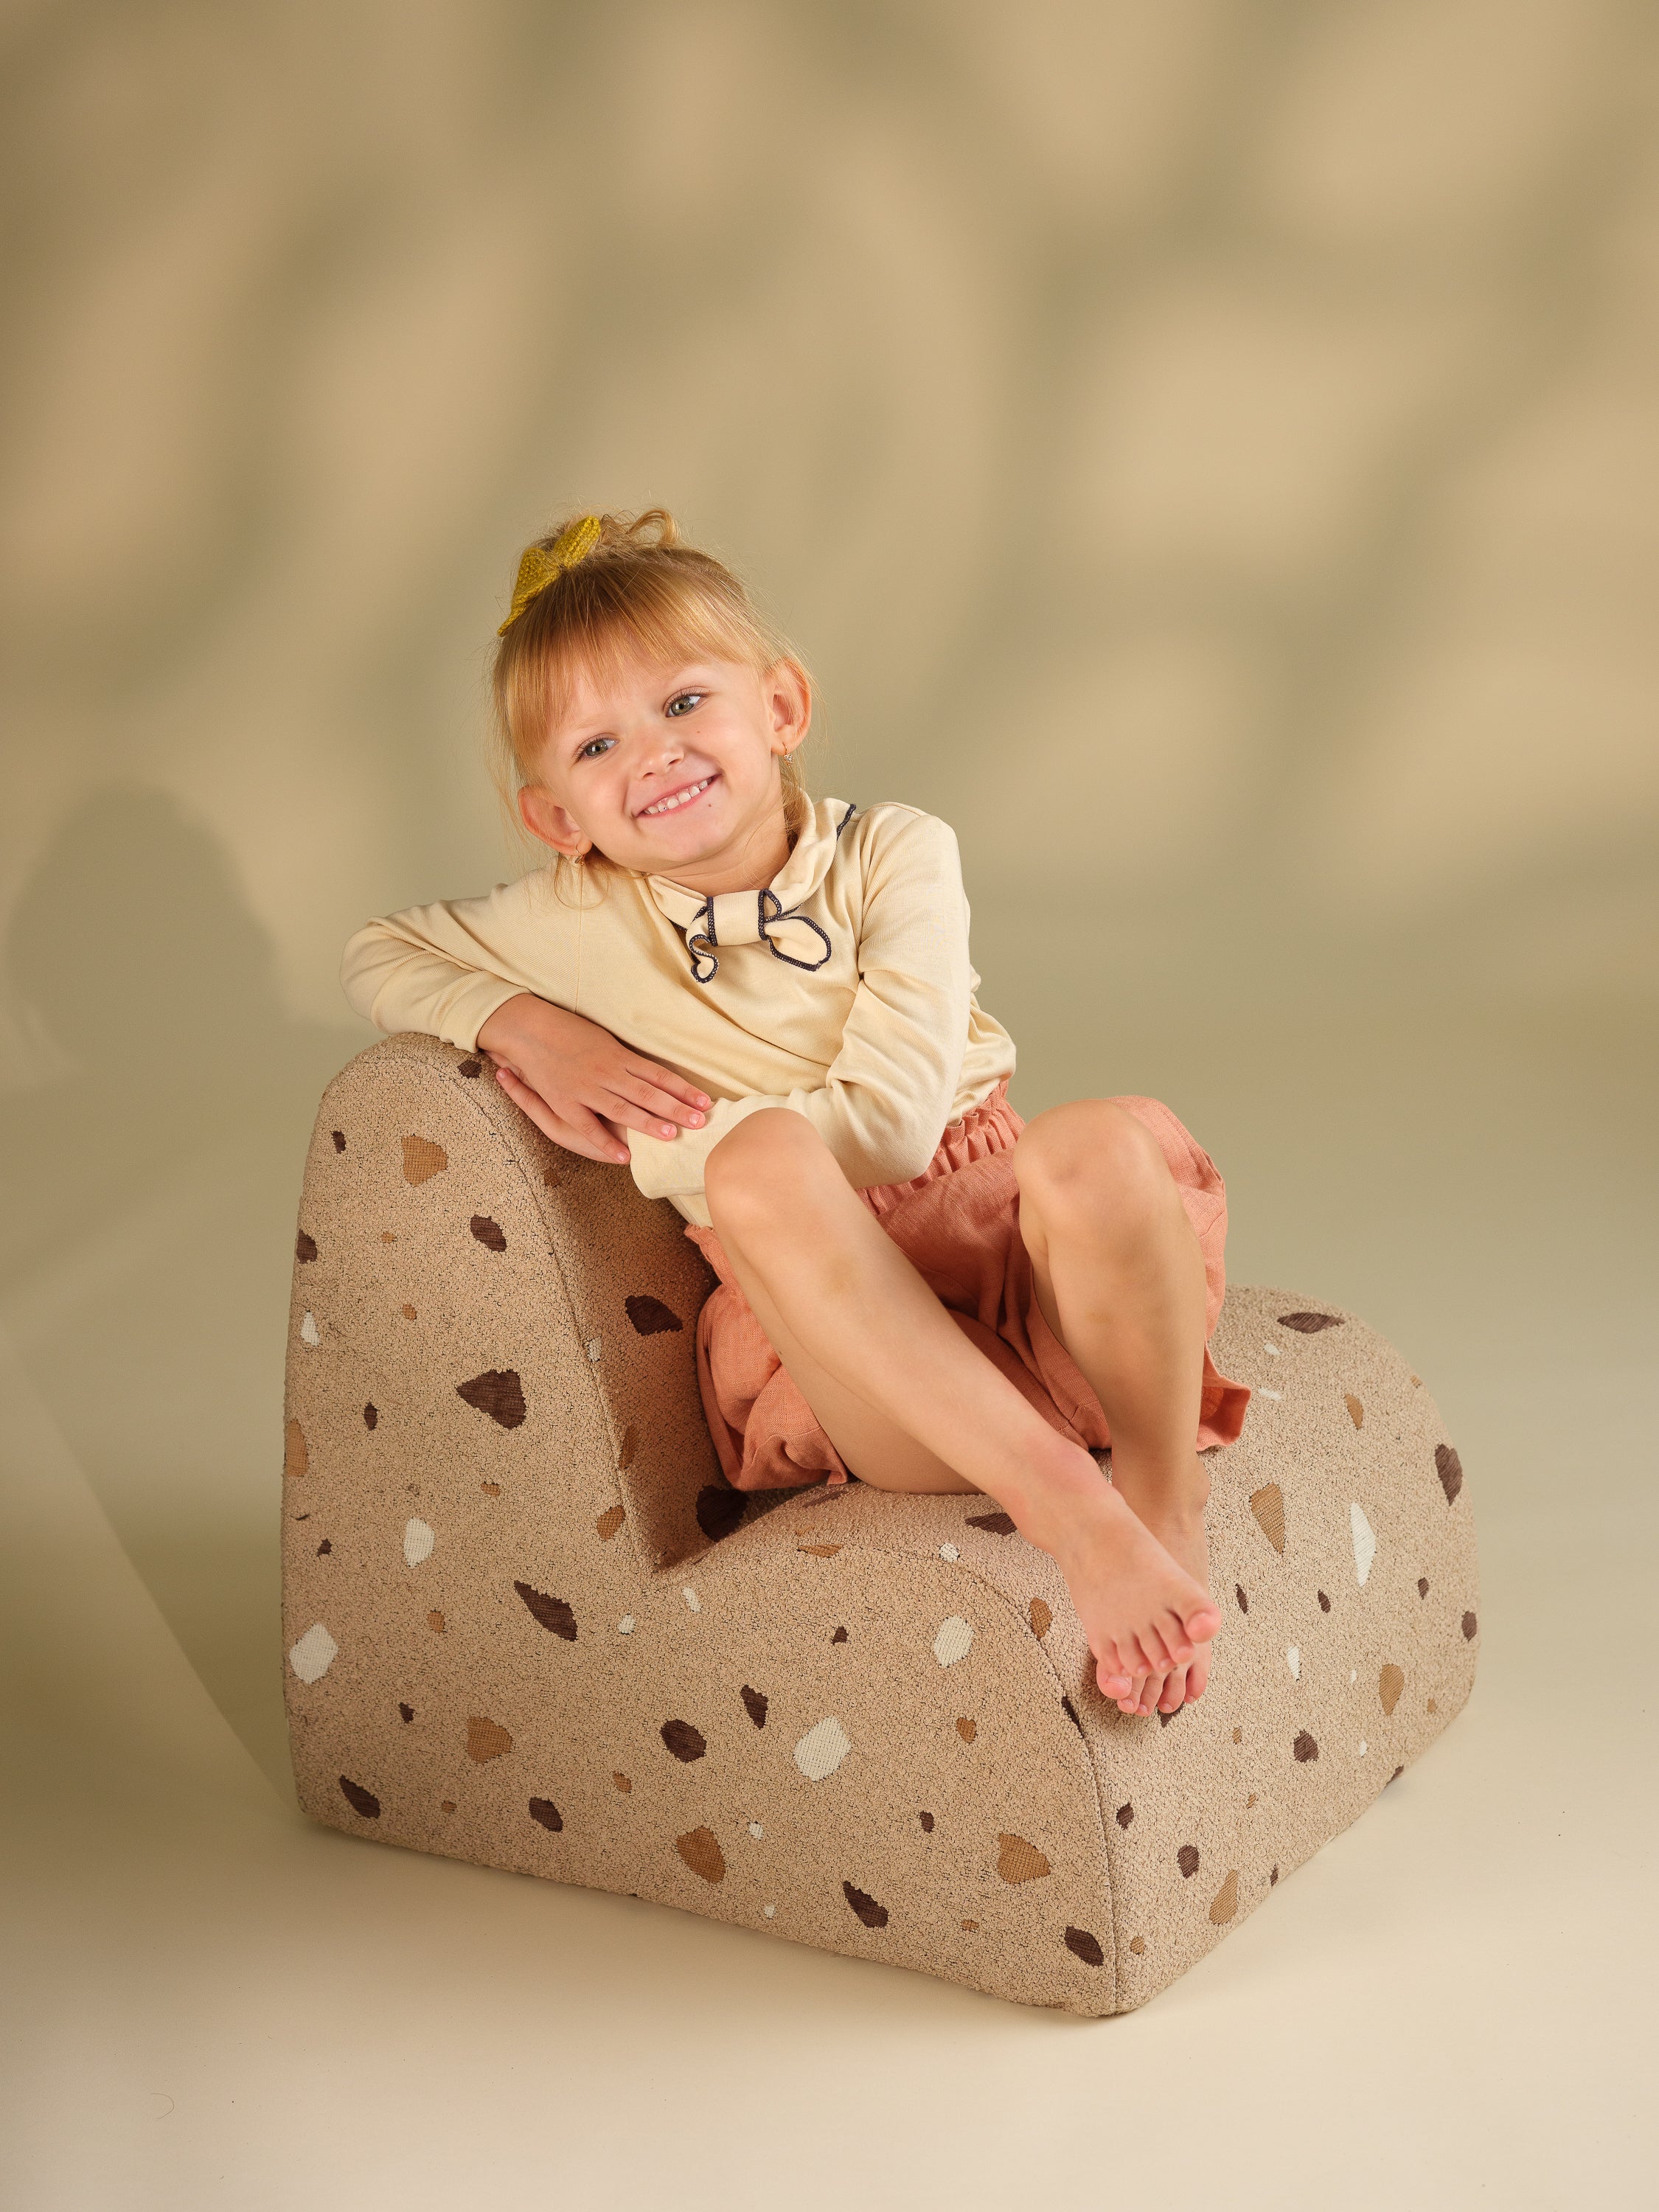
[681,1080,1251,1492]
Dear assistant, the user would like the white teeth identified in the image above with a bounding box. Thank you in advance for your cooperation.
[642,777,712,816]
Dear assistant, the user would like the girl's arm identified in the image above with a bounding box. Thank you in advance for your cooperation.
[625,807,981,1204]
[341,885,707,1164]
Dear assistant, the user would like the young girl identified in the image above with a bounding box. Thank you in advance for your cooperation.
[342,509,1250,1721]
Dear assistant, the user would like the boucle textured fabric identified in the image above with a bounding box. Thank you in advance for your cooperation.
[338,796,1018,1226]
[683,1077,1248,1492]
[282,1035,1481,2015]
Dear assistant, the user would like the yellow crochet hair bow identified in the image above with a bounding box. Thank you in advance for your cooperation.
[498,514,603,634]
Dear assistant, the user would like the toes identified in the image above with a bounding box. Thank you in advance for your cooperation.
[1185,1641,1212,1700]
[1158,1666,1188,1712]
[1182,1599,1222,1641]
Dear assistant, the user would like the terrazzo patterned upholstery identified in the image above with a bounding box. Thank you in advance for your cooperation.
[282,1035,1480,2014]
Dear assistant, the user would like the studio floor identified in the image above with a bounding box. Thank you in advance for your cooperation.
[2,992,1654,2212]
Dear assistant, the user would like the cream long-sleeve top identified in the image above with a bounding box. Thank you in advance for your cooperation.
[340,795,1018,1229]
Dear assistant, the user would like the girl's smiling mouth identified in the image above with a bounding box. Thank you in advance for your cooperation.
[638,773,719,818]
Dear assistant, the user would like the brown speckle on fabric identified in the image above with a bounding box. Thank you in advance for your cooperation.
[1065,1927,1105,1966]
[1317,1588,1330,1612]
[456,1368,526,1429]
[740,1686,768,1728]
[330,1129,346,1152]
[625,1293,684,1335]
[514,1582,577,1639]
[831,1626,848,1643]
[677,1826,726,1882]
[1277,1310,1343,1333]
[470,1214,507,1251]
[363,1403,378,1430]
[1293,1731,1319,1762]
[1177,1844,1200,1877]
[338,1776,380,1819]
[398,1703,414,1722]
[1436,1444,1464,1504]
[612,1772,631,1792]
[919,1811,935,1832]
[966,1511,1018,1534]
[843,1881,888,1929]
[1116,1802,1134,1829]
[296,1231,318,1263]
[1462,1611,1478,1640]
[528,1797,563,1832]
[661,1719,706,1762]
[1235,1584,1249,1612]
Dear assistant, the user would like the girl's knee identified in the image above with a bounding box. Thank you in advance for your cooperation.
[1013,1099,1169,1210]
[705,1107,826,1223]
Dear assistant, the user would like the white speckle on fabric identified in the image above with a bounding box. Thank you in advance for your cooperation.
[682,1586,700,1612]
[618,1615,635,1634]
[748,1821,763,1838]
[299,1311,321,1347]
[1287,1646,1300,1680]
[288,1622,338,1682]
[793,1715,852,1781]
[403,1518,434,1567]
[933,1615,974,1666]
[939,1542,960,1562]
[1351,1501,1377,1585]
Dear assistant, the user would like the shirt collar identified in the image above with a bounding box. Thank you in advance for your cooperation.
[644,796,858,984]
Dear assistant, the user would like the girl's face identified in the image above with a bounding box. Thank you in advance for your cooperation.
[518,651,810,889]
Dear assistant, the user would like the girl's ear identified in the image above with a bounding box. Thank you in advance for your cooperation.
[518,783,589,858]
[766,656,812,754]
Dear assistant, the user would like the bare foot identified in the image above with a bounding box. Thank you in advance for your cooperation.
[1108,1455,1217,1716]
[1048,1483,1222,1707]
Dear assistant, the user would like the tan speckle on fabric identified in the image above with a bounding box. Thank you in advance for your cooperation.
[596,1505,625,1540]
[1029,1597,1051,1638]
[996,1832,1051,1884]
[1345,1394,1364,1428]
[400,1135,448,1184]
[1380,1663,1405,1714]
[283,1418,307,1481]
[1248,1484,1285,1554]
[426,1610,445,1632]
[1208,1870,1239,1924]
[466,1716,514,1762]
[956,1717,977,1744]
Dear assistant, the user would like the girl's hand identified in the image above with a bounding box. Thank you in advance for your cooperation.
[475,992,712,1166]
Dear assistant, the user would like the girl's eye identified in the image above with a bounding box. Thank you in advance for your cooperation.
[577,737,612,760]
[666,691,705,718]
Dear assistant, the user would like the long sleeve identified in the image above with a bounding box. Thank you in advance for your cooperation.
[340,877,571,1050]
[625,809,973,1203]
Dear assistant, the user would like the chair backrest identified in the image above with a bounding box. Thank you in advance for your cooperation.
[284,1034,730,1578]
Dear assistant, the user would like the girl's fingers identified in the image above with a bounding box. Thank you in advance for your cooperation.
[617,1068,710,1124]
[495,1068,629,1164]
[621,1058,712,1114]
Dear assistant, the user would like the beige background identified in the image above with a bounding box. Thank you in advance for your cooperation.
[2,3,1655,2206]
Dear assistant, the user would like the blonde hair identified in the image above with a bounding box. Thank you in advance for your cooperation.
[489,507,812,902]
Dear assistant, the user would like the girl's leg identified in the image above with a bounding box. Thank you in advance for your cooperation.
[1011,1100,1215,1714]
[703,1109,1220,1705]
